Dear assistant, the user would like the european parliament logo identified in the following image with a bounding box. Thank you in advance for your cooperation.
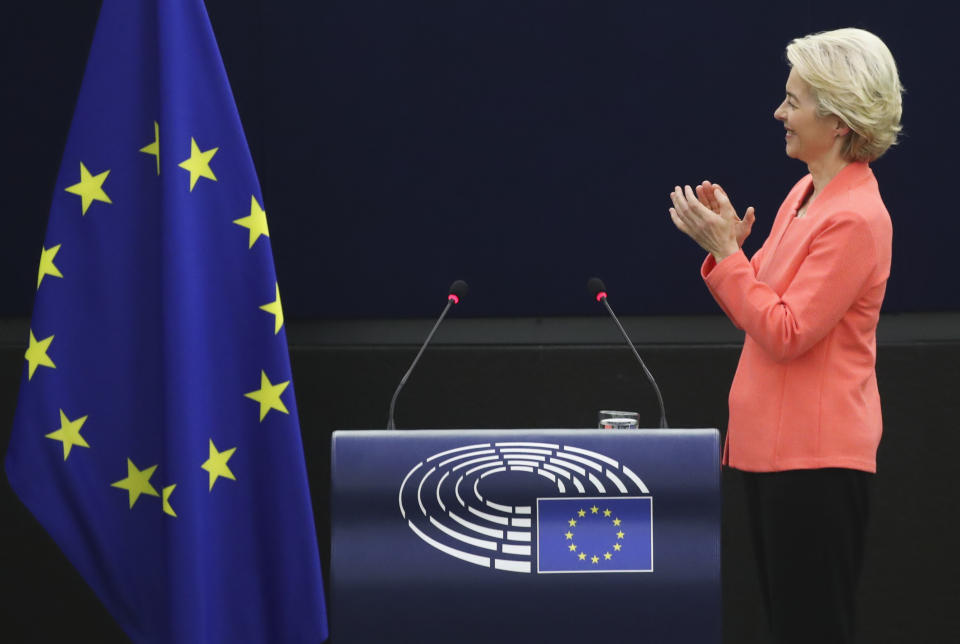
[398,442,654,574]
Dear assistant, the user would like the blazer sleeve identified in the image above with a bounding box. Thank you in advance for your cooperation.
[701,244,766,331]
[702,212,878,362]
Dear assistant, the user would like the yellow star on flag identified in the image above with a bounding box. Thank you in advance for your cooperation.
[568,544,577,552]
[616,530,625,539]
[201,439,237,491]
[613,543,622,551]
[244,370,290,421]
[45,409,90,460]
[568,518,577,527]
[162,484,177,517]
[564,531,573,540]
[260,282,284,334]
[37,244,64,290]
[25,330,56,380]
[65,162,111,215]
[140,120,160,175]
[233,195,270,249]
[111,458,160,508]
[613,518,622,526]
[178,137,218,191]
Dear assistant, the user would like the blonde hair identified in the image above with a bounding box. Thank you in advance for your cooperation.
[786,28,904,162]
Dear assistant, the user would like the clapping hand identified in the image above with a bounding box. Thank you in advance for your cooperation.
[694,181,756,247]
[669,182,756,262]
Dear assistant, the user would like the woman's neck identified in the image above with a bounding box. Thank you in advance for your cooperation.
[805,152,849,202]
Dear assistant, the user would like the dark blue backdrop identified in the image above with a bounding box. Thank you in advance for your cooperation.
[2,0,953,317]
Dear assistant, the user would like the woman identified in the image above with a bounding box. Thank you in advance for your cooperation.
[668,28,903,643]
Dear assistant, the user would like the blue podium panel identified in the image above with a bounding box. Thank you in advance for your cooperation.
[331,429,721,643]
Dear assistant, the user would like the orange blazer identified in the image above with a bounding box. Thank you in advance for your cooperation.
[701,162,892,473]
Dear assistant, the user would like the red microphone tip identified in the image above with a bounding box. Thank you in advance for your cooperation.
[448,294,460,304]
[595,291,607,302]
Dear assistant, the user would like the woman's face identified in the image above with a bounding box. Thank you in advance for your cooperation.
[773,68,846,164]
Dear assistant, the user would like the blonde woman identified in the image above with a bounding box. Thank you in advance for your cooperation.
[669,28,903,643]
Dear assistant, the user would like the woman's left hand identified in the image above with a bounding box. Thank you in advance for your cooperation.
[669,185,741,262]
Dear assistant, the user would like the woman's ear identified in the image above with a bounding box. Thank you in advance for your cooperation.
[834,118,851,138]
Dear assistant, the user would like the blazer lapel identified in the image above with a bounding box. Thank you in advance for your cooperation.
[759,174,813,275]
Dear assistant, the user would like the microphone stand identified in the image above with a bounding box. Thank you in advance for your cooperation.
[599,296,668,428]
[387,298,455,430]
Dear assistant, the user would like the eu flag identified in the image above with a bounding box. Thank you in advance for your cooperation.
[537,497,653,573]
[3,1,328,642]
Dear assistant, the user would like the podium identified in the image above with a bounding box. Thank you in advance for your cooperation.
[331,429,721,643]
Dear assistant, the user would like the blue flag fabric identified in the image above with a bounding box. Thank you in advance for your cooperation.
[4,1,328,642]
[537,496,653,573]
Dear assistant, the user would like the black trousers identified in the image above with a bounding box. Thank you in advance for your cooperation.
[741,468,872,644]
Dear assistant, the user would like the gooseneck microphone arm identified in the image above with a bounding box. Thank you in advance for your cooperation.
[589,278,668,429]
[387,280,469,430]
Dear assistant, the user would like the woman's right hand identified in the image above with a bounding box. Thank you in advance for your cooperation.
[695,181,756,247]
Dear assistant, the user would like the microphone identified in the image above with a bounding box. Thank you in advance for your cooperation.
[588,278,668,428]
[387,280,469,430]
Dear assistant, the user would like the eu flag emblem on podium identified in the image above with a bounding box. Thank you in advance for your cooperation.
[3,1,328,642]
[537,497,652,573]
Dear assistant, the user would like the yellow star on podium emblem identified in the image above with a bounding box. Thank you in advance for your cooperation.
[65,162,111,215]
[111,458,160,509]
[178,137,218,191]
[244,370,289,421]
[45,409,90,460]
